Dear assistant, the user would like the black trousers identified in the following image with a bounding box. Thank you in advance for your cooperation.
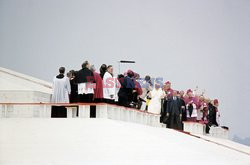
[168,114,182,130]
[118,97,130,107]
[51,106,67,118]
[104,99,115,104]
[78,94,94,103]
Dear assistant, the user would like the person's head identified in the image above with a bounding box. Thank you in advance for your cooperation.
[100,64,107,73]
[176,91,181,98]
[173,90,178,97]
[145,75,151,82]
[66,72,71,78]
[199,95,205,102]
[165,81,171,90]
[90,65,96,72]
[187,89,193,97]
[155,83,161,89]
[69,70,76,79]
[82,61,90,69]
[204,98,210,104]
[127,69,134,78]
[180,90,185,97]
[107,65,113,74]
[133,72,140,79]
[214,99,219,107]
[59,67,65,74]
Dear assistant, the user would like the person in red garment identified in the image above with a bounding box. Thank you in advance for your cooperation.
[184,89,198,121]
[90,65,103,103]
[163,81,174,99]
[132,72,143,109]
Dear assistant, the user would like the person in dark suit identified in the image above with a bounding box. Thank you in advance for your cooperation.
[166,90,183,130]
[75,61,95,103]
[178,90,187,122]
[118,70,135,107]
[206,99,219,133]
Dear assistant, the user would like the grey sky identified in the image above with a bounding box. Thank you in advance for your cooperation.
[0,0,250,139]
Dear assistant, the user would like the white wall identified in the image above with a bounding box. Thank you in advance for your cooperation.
[0,91,51,103]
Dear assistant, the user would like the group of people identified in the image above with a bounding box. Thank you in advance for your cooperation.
[51,60,221,133]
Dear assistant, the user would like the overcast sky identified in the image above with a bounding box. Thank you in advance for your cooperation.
[0,0,250,139]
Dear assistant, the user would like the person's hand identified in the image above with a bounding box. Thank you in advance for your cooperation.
[166,113,169,117]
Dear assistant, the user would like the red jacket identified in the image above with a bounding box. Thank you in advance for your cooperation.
[134,80,143,96]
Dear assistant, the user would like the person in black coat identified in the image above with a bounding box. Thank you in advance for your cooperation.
[178,91,187,122]
[166,90,183,130]
[118,70,135,107]
[68,70,78,103]
[75,61,95,103]
[99,64,107,79]
[206,99,219,133]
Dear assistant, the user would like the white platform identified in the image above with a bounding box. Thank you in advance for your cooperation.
[0,118,249,165]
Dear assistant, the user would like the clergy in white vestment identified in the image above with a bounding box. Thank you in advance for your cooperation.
[51,67,71,117]
[103,65,116,103]
[148,83,165,114]
[51,67,71,103]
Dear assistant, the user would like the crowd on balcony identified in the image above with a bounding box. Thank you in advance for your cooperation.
[51,60,221,133]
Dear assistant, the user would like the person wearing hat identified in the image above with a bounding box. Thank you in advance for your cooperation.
[163,81,174,99]
[184,89,199,121]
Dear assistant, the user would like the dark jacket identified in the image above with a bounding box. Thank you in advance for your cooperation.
[167,97,182,115]
[208,103,218,126]
[75,68,95,84]
[118,76,135,101]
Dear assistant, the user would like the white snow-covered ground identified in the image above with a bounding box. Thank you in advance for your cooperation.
[0,118,249,165]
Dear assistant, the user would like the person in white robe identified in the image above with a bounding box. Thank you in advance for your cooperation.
[51,67,71,118]
[51,67,71,103]
[148,83,165,114]
[103,65,116,103]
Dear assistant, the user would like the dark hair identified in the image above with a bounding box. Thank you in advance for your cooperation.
[107,65,113,69]
[145,75,151,81]
[59,67,65,74]
[82,61,89,69]
[69,70,76,77]
[100,64,107,78]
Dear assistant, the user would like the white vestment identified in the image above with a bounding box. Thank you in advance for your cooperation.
[51,76,71,103]
[103,72,116,100]
[148,88,164,114]
[186,103,197,118]
[78,83,94,95]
